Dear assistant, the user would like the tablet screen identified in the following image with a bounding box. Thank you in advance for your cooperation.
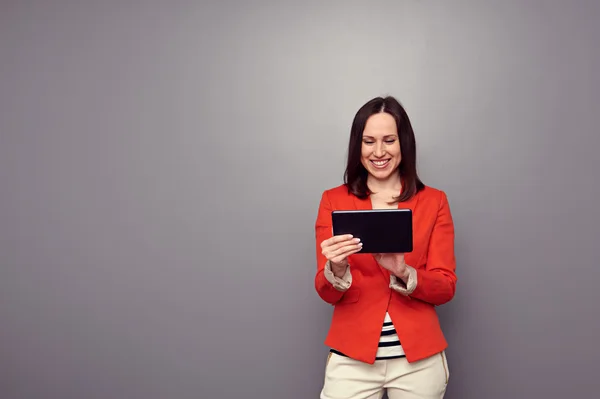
[331,209,413,253]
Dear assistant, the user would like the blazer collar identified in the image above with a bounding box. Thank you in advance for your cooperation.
[351,189,419,212]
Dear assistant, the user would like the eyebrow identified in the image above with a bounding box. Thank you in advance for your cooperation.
[362,134,398,139]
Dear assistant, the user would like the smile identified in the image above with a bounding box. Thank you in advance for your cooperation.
[370,159,390,169]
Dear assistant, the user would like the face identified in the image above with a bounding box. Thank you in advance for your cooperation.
[360,112,401,181]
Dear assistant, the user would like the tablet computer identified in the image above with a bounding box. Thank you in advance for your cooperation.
[331,209,413,253]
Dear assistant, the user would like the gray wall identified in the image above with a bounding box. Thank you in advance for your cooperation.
[1,1,599,398]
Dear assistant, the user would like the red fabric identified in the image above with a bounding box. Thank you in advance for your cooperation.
[314,184,457,364]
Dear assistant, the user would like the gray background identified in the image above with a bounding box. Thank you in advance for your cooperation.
[1,1,599,398]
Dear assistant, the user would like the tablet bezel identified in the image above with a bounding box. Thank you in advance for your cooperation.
[331,208,413,254]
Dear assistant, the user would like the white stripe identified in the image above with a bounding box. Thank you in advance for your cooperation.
[379,334,400,343]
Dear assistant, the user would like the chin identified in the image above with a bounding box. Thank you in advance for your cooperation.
[365,167,392,180]
[364,162,399,180]
[371,171,394,180]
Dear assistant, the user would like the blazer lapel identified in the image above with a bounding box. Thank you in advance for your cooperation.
[352,194,372,211]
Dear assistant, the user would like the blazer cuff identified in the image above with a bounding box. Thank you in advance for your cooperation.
[390,265,417,295]
[324,260,352,291]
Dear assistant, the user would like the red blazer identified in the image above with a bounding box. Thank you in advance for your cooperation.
[314,184,457,364]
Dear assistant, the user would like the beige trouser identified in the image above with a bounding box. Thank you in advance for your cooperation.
[320,351,449,399]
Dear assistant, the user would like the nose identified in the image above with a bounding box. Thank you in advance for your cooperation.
[373,142,386,158]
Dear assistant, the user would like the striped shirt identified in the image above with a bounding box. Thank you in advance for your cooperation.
[330,311,405,360]
[375,312,405,359]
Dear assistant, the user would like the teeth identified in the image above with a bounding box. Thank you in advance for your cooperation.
[372,160,389,166]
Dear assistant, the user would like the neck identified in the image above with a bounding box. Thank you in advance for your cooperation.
[367,171,402,194]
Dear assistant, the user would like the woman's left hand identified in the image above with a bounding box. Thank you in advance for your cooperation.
[374,253,409,281]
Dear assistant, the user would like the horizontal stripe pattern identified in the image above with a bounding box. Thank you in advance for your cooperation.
[375,312,404,359]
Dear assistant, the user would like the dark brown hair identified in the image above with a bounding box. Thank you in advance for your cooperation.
[343,96,424,202]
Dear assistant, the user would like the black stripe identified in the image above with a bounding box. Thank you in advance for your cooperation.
[375,354,406,360]
[383,322,393,326]
[380,329,397,336]
[378,340,401,347]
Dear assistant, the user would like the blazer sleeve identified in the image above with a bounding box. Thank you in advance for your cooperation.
[409,191,457,306]
[314,190,351,305]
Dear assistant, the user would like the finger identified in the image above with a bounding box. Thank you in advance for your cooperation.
[322,236,359,253]
[322,236,361,259]
[327,239,361,254]
[329,243,363,260]
[323,234,354,247]
[331,247,363,263]
[329,238,360,251]
[323,243,360,262]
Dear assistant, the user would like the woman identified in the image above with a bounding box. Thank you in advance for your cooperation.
[314,96,456,399]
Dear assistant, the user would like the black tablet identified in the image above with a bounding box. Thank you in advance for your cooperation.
[331,209,413,253]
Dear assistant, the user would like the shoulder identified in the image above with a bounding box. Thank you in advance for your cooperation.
[320,183,359,204]
[317,184,356,210]
[417,184,445,198]
[322,183,349,199]
[415,185,450,208]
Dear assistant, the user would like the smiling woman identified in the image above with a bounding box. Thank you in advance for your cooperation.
[344,97,423,204]
[314,96,456,399]
[361,113,402,178]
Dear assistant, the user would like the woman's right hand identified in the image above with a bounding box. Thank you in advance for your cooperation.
[320,234,363,276]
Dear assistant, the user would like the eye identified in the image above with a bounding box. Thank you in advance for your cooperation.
[363,140,375,145]
[384,139,396,144]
